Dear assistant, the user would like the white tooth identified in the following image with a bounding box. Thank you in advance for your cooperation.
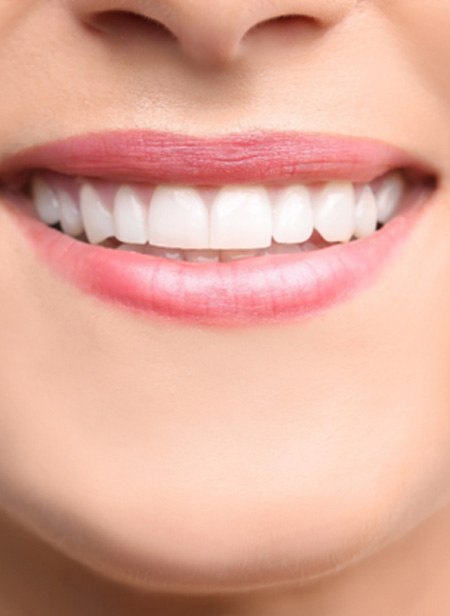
[354,185,378,239]
[375,172,405,224]
[184,250,220,263]
[314,181,355,242]
[148,186,209,249]
[273,185,313,244]
[58,190,83,237]
[79,184,114,244]
[32,177,60,225]
[113,186,148,245]
[211,186,272,250]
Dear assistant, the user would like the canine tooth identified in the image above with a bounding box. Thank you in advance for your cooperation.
[80,184,115,244]
[114,186,148,244]
[314,181,355,242]
[148,186,209,249]
[211,186,272,250]
[32,177,60,225]
[354,185,378,239]
[273,185,313,243]
[58,190,83,237]
[376,172,405,224]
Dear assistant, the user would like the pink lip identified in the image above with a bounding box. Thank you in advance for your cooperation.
[1,130,435,326]
[1,130,432,187]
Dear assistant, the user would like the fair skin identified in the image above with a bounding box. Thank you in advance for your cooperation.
[1,0,450,614]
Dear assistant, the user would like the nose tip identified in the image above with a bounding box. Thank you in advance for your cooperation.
[178,1,358,67]
[71,0,358,68]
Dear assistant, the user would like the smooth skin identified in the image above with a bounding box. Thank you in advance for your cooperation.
[1,1,450,614]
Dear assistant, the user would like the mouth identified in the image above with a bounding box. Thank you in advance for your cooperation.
[0,130,437,326]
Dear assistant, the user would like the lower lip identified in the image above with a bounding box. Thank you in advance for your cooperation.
[6,189,430,327]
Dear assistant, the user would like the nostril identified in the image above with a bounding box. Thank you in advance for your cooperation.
[267,14,316,25]
[247,13,318,37]
[86,10,175,40]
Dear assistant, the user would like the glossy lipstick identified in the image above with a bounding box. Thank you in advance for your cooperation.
[1,131,436,326]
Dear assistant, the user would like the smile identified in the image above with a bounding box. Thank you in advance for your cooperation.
[1,130,437,326]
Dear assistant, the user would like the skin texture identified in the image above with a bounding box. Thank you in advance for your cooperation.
[1,0,450,613]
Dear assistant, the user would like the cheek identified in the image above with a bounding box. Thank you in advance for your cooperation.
[380,0,450,100]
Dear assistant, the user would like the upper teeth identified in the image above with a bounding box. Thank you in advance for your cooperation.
[32,173,406,250]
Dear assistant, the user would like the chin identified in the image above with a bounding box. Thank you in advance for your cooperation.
[1,454,433,594]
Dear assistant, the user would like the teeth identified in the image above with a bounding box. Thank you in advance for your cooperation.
[184,250,220,263]
[354,185,378,239]
[265,242,303,255]
[148,186,209,249]
[299,240,321,252]
[375,172,405,224]
[147,245,184,260]
[273,185,314,244]
[314,181,355,242]
[80,183,114,245]
[211,186,272,249]
[31,171,410,256]
[114,186,148,245]
[117,243,147,254]
[32,177,60,225]
[59,190,83,237]
[220,248,263,262]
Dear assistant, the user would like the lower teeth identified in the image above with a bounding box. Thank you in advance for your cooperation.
[111,238,334,262]
[49,223,379,263]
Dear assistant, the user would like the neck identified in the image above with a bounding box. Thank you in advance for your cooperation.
[2,502,450,616]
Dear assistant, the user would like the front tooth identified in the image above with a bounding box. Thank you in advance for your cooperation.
[80,183,115,244]
[376,172,405,224]
[354,185,377,239]
[32,177,60,225]
[314,181,355,242]
[273,185,313,244]
[148,186,209,249]
[210,186,272,250]
[114,186,148,245]
[59,190,83,237]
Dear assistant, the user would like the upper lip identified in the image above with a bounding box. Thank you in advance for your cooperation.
[0,130,436,189]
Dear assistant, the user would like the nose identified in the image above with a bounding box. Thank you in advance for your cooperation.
[70,0,357,67]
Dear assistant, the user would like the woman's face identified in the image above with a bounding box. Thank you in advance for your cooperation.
[1,0,450,593]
